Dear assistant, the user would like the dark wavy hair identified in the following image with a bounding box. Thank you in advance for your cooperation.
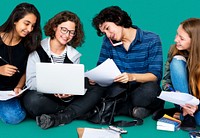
[92,6,133,36]
[44,11,84,48]
[0,2,42,53]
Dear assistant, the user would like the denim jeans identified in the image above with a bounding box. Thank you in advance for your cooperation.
[170,55,189,93]
[170,55,200,125]
[0,98,26,124]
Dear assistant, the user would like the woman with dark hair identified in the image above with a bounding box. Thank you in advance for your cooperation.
[23,11,105,129]
[0,2,42,124]
[153,18,200,131]
[92,6,164,119]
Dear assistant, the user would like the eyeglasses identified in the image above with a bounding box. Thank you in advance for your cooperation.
[60,27,76,36]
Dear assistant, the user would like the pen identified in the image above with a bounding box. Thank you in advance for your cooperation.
[166,84,175,92]
[169,87,175,92]
[0,56,9,64]
[108,126,127,134]
[0,56,20,73]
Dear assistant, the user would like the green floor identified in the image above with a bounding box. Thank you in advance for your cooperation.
[1,102,191,138]
[1,115,189,138]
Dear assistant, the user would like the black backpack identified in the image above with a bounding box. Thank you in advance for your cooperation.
[86,83,143,127]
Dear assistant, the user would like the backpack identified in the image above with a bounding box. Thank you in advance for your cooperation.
[86,83,143,127]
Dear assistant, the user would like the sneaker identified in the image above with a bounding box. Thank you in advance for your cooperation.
[36,114,55,129]
[132,107,151,119]
[180,115,196,131]
[36,107,76,129]
[152,107,179,121]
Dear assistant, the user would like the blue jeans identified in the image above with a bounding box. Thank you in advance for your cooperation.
[0,98,26,124]
[170,55,189,93]
[170,55,200,125]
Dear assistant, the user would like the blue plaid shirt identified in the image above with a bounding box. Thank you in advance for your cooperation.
[97,27,163,83]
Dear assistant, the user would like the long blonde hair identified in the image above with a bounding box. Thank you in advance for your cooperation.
[169,18,200,98]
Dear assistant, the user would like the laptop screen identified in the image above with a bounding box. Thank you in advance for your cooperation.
[36,63,85,95]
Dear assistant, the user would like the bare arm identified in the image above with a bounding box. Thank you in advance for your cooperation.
[14,73,26,94]
[114,72,157,83]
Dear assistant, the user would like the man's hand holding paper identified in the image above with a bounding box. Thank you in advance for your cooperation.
[85,58,121,87]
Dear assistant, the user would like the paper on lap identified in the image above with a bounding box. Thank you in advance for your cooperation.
[0,87,29,101]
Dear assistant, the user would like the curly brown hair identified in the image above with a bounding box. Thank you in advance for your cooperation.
[44,11,84,48]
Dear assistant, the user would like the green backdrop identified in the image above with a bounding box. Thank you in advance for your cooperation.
[0,0,200,138]
[1,0,200,70]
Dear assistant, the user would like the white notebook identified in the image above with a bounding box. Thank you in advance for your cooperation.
[36,63,85,95]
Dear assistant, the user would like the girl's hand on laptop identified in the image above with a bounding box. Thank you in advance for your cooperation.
[54,94,73,99]
[89,79,96,85]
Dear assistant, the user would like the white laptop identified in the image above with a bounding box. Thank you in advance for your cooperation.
[36,63,85,95]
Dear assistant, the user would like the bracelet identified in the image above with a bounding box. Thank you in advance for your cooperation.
[60,96,74,103]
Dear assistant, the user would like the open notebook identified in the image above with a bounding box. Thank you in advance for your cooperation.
[36,63,85,95]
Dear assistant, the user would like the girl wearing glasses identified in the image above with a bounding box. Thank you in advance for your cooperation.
[23,11,105,129]
[0,3,41,124]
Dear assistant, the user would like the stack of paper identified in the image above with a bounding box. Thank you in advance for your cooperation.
[82,128,120,138]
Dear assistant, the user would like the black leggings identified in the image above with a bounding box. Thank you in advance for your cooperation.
[22,79,105,118]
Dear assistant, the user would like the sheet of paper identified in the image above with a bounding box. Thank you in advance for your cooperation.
[85,58,121,87]
[158,91,200,106]
[82,128,120,138]
[0,87,28,101]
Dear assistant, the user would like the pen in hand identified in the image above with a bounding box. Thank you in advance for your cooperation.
[166,84,175,92]
[0,56,20,73]
[0,56,9,64]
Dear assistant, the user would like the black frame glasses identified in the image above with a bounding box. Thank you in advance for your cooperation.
[60,27,76,36]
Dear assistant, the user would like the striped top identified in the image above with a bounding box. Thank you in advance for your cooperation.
[50,48,67,63]
[97,26,163,83]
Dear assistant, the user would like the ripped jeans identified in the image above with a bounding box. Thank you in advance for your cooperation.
[170,55,200,125]
[170,55,189,93]
[0,98,26,124]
